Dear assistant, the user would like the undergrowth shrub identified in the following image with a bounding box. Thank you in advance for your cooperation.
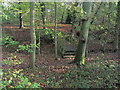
[46,60,118,88]
[2,33,19,47]
[2,55,42,88]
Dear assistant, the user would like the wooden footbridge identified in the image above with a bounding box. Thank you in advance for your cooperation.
[57,32,115,58]
[57,35,77,58]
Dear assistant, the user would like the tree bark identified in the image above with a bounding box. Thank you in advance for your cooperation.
[30,2,36,68]
[19,2,23,29]
[116,1,120,58]
[86,3,103,56]
[71,2,78,37]
[54,2,58,60]
[69,2,92,65]
[60,11,65,24]
[40,2,46,29]
[90,2,103,24]
[65,9,72,24]
[114,1,120,53]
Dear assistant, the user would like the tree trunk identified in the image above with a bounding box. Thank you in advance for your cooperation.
[116,1,120,58]
[115,1,120,53]
[71,2,78,37]
[40,2,46,29]
[69,2,92,65]
[37,26,41,55]
[19,13,23,29]
[0,5,2,77]
[30,2,36,68]
[54,2,58,60]
[60,11,65,24]
[65,9,72,24]
[86,3,103,56]
[19,2,23,29]
[90,2,103,24]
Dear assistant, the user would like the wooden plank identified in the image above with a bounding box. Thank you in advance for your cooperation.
[63,55,75,58]
[64,52,75,55]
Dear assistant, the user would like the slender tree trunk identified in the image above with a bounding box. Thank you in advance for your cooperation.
[30,2,36,68]
[19,2,23,29]
[54,2,58,60]
[37,26,41,55]
[108,2,111,30]
[36,3,41,55]
[65,9,72,24]
[90,2,103,24]
[114,1,120,53]
[69,2,92,65]
[86,3,103,56]
[0,5,2,81]
[40,2,46,29]
[71,2,78,37]
[60,11,65,24]
[19,13,23,29]
[116,1,120,58]
[119,3,120,59]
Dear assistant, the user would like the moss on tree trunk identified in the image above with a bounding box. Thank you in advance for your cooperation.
[30,2,36,68]
[70,2,92,65]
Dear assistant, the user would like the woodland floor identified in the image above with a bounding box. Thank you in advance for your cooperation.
[2,24,120,88]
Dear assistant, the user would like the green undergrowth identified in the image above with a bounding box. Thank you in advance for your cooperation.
[2,33,19,47]
[45,59,119,88]
[2,54,43,89]
[2,54,119,88]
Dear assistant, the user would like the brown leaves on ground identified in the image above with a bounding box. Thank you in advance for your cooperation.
[2,24,119,88]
